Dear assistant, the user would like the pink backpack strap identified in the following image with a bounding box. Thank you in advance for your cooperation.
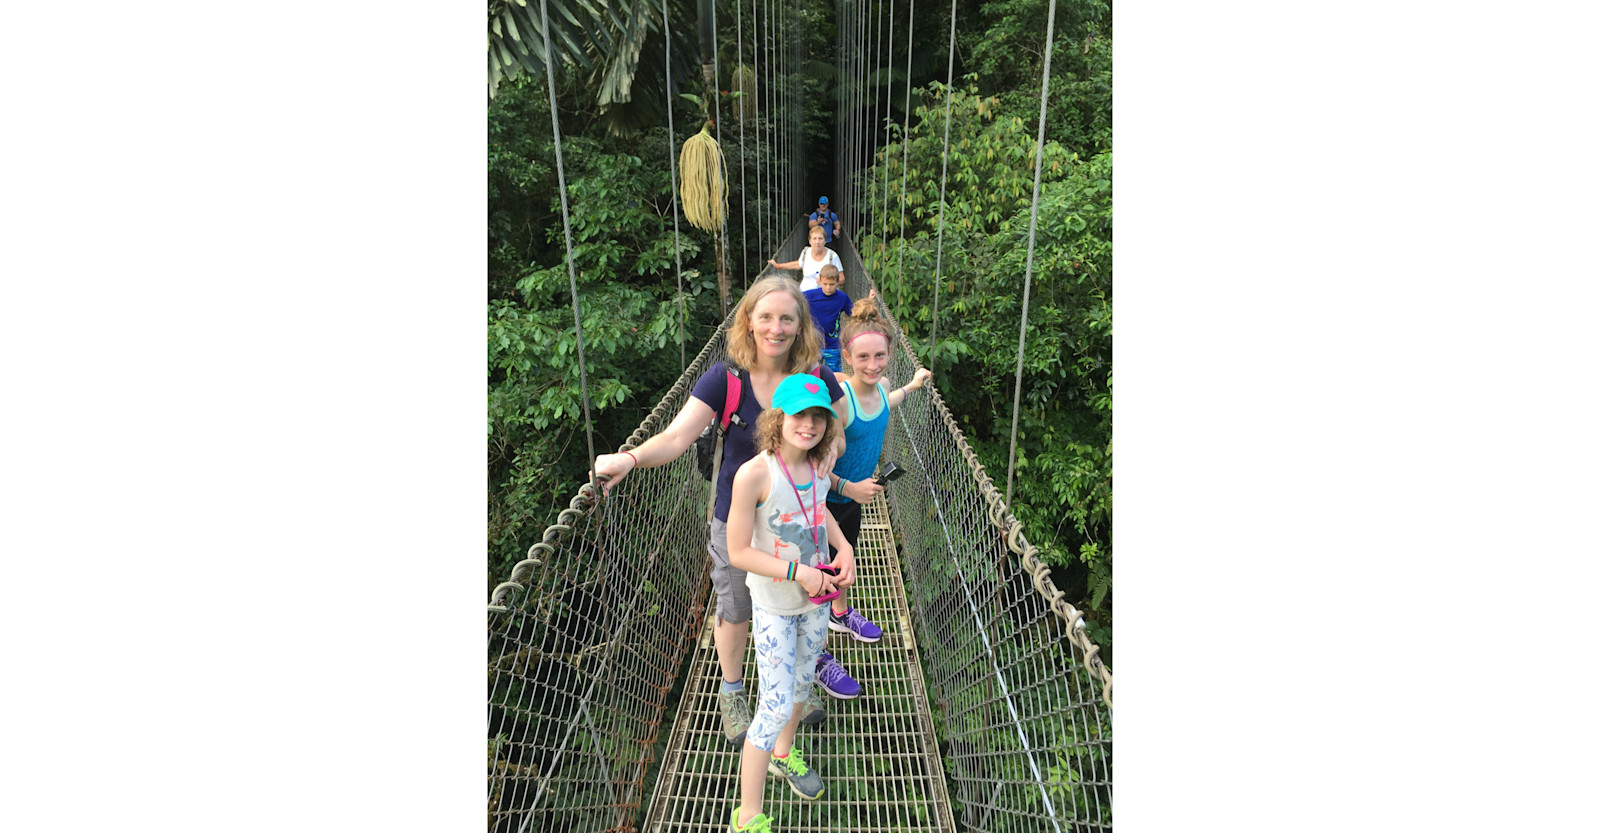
[720,366,741,432]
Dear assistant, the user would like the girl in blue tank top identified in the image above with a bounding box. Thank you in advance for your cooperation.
[819,292,932,648]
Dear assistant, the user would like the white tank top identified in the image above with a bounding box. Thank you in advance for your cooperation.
[745,451,832,615]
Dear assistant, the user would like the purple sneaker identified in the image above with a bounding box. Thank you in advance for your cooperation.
[827,606,883,643]
[815,652,861,699]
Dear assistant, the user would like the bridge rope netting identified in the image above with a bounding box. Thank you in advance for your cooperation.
[487,1,1110,831]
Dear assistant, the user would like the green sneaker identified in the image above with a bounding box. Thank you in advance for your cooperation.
[729,806,772,833]
[718,689,753,746]
[768,745,825,800]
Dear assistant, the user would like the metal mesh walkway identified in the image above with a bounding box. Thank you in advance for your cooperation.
[488,223,1112,833]
[643,496,956,832]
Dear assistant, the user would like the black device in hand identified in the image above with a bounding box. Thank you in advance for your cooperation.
[873,462,905,487]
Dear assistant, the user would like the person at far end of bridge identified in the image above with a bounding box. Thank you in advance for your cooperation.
[724,373,854,831]
[803,264,851,374]
[807,195,841,245]
[821,292,933,654]
[770,225,842,294]
[590,276,865,747]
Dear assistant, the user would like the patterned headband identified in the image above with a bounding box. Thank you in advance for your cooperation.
[843,330,887,348]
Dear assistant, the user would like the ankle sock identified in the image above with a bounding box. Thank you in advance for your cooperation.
[831,606,848,621]
[721,677,744,694]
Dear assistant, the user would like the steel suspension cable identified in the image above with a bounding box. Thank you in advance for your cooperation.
[761,0,768,247]
[1004,0,1057,507]
[749,0,763,261]
[710,0,737,296]
[844,0,854,231]
[877,0,895,268]
[871,0,884,242]
[854,0,867,232]
[736,0,748,284]
[664,0,685,373]
[894,0,914,317]
[537,0,596,474]
[892,404,1069,833]
[928,0,958,372]
[837,0,845,214]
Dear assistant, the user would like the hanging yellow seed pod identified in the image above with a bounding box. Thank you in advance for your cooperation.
[730,65,758,123]
[679,124,726,233]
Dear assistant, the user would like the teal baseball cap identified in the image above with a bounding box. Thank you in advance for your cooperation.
[772,373,837,417]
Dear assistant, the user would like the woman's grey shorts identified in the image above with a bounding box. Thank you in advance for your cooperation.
[707,517,753,624]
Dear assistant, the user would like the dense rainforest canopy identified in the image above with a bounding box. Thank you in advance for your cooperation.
[488,0,1111,649]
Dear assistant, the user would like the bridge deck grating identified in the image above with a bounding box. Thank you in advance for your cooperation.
[644,497,956,832]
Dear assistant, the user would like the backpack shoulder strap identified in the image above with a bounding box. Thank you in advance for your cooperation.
[721,364,742,432]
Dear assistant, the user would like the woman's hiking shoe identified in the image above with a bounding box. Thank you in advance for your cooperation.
[719,689,753,746]
[799,687,827,725]
[827,606,883,643]
[768,745,825,800]
[815,652,862,699]
[729,806,773,833]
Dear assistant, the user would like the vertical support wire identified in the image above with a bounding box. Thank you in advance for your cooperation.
[749,0,763,261]
[711,0,735,300]
[840,0,847,226]
[928,0,958,373]
[871,0,883,244]
[894,0,914,319]
[736,0,748,287]
[1004,0,1058,508]
[878,0,896,274]
[537,0,596,473]
[665,0,686,373]
[853,0,865,233]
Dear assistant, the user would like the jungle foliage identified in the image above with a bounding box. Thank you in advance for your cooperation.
[488,0,1111,643]
[859,3,1112,638]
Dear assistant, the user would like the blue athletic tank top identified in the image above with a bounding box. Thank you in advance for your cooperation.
[827,381,889,504]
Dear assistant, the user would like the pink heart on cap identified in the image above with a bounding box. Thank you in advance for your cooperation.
[805,382,821,394]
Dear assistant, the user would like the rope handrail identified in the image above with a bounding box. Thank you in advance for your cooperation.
[489,221,1110,832]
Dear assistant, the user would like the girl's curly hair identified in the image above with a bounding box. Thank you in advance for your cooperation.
[753,404,839,466]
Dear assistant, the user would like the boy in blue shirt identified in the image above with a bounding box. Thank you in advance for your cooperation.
[803,265,852,372]
[808,196,841,244]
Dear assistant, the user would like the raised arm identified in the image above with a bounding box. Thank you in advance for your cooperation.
[768,257,801,270]
[887,367,933,409]
[591,395,716,493]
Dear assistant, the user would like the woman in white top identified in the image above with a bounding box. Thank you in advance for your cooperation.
[769,225,843,292]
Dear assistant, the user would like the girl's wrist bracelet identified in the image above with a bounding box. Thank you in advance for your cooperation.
[622,450,638,468]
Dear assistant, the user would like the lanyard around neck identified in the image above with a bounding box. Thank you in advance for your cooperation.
[775,453,819,553]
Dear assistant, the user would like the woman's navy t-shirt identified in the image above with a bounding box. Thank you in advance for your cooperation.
[690,361,845,522]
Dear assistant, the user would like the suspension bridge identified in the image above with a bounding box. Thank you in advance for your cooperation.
[488,0,1110,830]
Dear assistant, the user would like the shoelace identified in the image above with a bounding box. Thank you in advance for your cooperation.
[735,810,772,833]
[780,746,810,776]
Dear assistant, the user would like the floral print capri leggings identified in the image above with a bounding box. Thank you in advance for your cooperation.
[748,603,830,752]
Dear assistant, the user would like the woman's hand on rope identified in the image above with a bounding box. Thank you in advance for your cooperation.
[591,452,637,495]
[797,563,836,597]
[828,546,856,590]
